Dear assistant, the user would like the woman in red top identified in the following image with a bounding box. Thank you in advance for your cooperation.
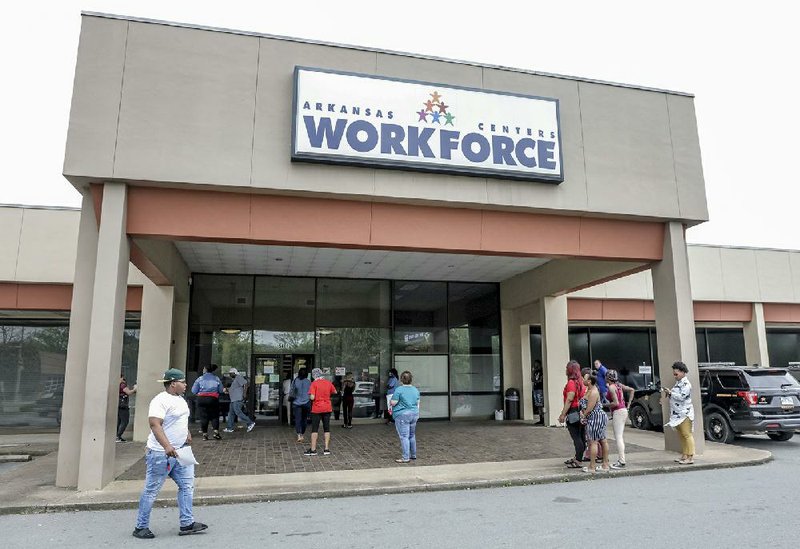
[304,368,338,457]
[557,360,587,468]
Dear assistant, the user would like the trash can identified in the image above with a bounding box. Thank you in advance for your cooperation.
[504,388,520,420]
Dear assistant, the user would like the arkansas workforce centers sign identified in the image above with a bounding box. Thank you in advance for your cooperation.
[292,67,563,183]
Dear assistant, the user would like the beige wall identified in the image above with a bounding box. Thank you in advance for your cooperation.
[570,245,800,304]
[64,14,708,224]
[0,205,146,285]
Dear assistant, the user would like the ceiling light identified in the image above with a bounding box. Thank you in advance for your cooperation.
[220,328,241,335]
[363,261,373,265]
[274,258,284,262]
[318,328,334,335]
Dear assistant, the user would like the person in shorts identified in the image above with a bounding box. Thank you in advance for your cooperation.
[304,367,337,456]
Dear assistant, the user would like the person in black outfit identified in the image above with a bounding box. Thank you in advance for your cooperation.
[341,372,356,428]
[117,373,137,442]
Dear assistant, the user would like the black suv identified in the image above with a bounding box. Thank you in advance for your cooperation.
[628,365,800,443]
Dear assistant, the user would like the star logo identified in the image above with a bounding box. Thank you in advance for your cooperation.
[415,90,456,127]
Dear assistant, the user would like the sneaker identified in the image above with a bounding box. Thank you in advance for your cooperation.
[212,432,222,440]
[178,522,208,536]
[323,449,331,456]
[247,422,256,432]
[132,527,155,539]
[610,461,626,469]
[222,428,235,433]
[116,437,126,443]
[202,434,209,441]
[303,448,317,456]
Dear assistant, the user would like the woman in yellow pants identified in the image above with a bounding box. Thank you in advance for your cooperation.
[662,361,695,464]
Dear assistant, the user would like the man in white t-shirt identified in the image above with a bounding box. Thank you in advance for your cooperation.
[133,368,208,539]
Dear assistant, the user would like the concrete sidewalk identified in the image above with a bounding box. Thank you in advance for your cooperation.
[0,424,771,515]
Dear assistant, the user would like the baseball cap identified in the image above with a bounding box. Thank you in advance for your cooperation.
[157,368,186,382]
[229,368,239,375]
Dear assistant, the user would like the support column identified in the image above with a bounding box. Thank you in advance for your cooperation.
[652,222,704,455]
[500,309,522,415]
[56,192,98,488]
[744,302,769,367]
[171,301,190,371]
[541,295,569,426]
[133,280,175,442]
[77,183,130,490]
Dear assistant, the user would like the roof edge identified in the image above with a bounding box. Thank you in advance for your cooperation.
[81,11,695,98]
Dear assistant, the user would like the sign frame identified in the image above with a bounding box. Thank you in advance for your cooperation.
[291,66,564,184]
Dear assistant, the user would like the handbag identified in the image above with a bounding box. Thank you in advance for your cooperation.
[287,379,296,403]
[565,409,581,424]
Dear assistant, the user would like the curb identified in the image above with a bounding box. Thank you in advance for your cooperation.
[0,452,772,516]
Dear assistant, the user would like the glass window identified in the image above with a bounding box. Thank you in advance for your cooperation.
[744,370,800,389]
[590,328,652,375]
[317,279,390,328]
[190,274,253,327]
[0,319,139,431]
[393,281,447,353]
[253,331,314,353]
[253,276,314,331]
[419,395,449,419]
[317,327,390,390]
[449,283,501,395]
[766,330,800,368]
[716,372,745,390]
[394,355,448,393]
[706,329,746,365]
[696,329,708,363]
[450,350,500,392]
[451,394,502,418]
[568,328,590,368]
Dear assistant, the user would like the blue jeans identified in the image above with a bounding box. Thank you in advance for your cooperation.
[136,449,194,529]
[394,411,419,460]
[227,400,251,430]
[293,402,311,435]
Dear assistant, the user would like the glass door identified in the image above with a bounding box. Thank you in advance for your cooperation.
[252,355,281,422]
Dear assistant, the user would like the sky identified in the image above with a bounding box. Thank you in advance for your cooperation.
[1,1,797,250]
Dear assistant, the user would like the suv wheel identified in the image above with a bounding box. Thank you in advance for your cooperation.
[629,405,651,430]
[704,411,735,444]
[767,431,794,442]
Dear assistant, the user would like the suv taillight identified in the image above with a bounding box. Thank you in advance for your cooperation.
[737,391,758,405]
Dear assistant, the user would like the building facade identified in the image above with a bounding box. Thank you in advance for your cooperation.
[1,12,757,489]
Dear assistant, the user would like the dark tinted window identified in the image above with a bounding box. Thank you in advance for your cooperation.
[317,279,390,328]
[744,370,800,389]
[695,329,708,362]
[716,372,745,389]
[706,329,746,365]
[766,330,800,368]
[393,281,447,353]
[590,328,652,376]
[568,328,590,369]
